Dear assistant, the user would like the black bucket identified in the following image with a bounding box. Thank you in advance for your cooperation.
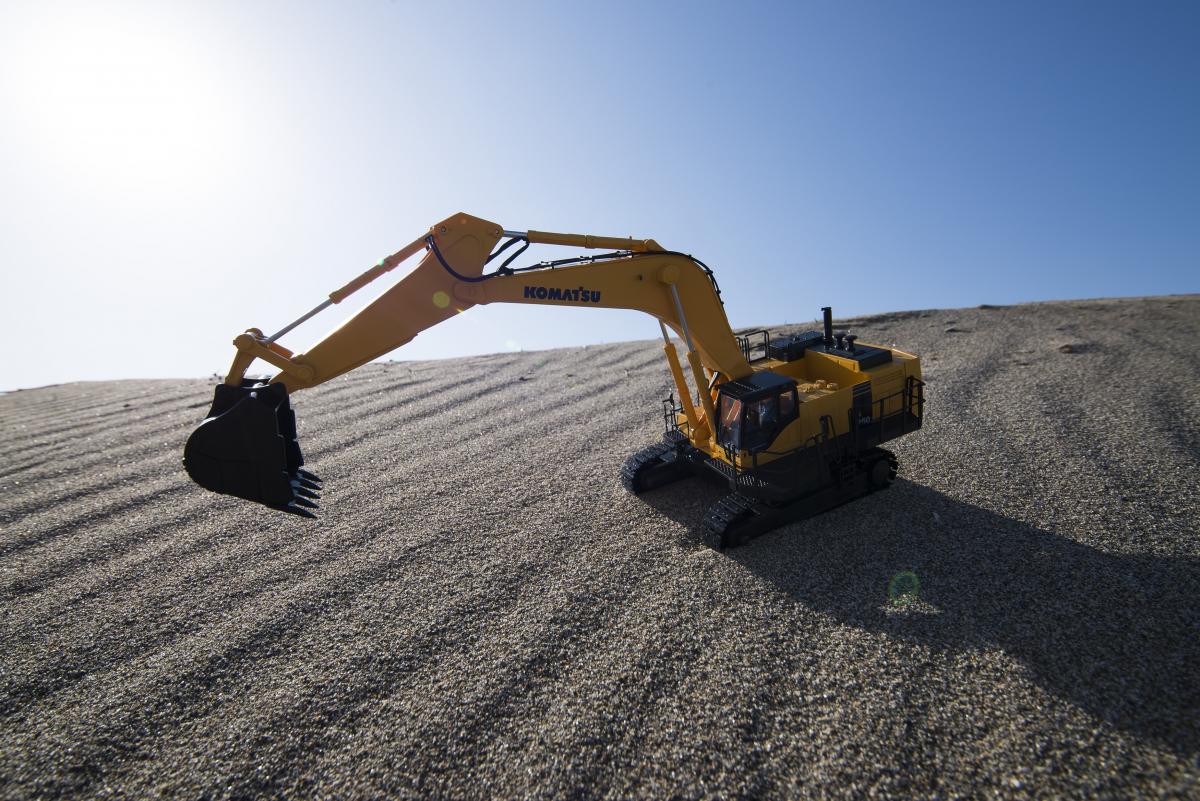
[183,381,320,516]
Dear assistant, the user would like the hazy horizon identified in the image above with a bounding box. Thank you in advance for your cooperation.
[4,291,1196,393]
[2,0,1197,391]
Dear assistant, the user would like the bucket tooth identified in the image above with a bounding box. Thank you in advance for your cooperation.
[297,469,322,484]
[292,483,321,500]
[284,502,318,519]
[291,495,319,509]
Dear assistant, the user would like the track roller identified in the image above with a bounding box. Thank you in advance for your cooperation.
[620,440,694,494]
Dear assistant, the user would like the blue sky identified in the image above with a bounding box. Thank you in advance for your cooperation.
[1,0,1196,390]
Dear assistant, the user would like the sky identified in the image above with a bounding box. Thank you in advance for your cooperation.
[1,0,1197,391]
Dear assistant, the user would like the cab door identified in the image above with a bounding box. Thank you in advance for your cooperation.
[716,387,799,454]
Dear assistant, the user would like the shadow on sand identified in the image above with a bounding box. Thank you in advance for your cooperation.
[640,478,1200,757]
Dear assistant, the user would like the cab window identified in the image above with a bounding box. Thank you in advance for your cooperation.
[779,389,796,420]
[723,388,800,453]
[739,390,796,453]
[718,395,743,449]
[742,398,778,451]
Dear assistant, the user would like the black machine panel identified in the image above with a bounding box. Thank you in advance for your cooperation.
[811,343,893,369]
[718,370,798,401]
[766,329,893,369]
[766,330,824,361]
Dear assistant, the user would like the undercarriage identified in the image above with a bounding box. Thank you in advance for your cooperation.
[621,432,899,549]
[621,373,922,549]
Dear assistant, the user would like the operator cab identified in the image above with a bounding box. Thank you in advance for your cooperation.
[716,371,799,453]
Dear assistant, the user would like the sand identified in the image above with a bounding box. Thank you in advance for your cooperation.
[1,296,1198,799]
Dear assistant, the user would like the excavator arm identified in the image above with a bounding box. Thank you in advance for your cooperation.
[184,212,750,516]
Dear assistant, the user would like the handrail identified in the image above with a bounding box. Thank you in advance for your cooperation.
[735,329,772,363]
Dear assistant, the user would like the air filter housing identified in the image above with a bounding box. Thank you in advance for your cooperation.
[766,330,824,362]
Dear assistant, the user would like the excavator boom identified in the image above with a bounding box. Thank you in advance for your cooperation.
[245,214,750,393]
[185,213,746,515]
[183,212,924,546]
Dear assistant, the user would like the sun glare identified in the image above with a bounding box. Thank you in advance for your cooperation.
[5,8,238,193]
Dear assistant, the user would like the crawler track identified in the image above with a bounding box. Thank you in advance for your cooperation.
[701,448,898,548]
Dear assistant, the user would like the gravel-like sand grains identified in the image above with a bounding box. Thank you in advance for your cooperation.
[2,296,1197,799]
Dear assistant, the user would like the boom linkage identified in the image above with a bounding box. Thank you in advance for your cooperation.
[186,212,742,516]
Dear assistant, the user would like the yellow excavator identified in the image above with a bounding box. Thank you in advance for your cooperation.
[183,212,924,547]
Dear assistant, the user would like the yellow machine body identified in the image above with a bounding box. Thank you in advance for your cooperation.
[185,212,925,547]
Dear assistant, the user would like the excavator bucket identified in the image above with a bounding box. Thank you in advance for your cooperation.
[182,381,321,516]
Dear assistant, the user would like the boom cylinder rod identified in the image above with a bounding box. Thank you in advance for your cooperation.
[658,320,700,431]
[663,341,700,434]
[266,299,333,343]
[266,234,427,344]
[667,284,717,441]
[668,285,695,353]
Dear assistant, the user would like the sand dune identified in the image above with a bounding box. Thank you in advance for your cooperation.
[2,296,1197,799]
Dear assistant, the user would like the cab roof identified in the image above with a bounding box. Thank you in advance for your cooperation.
[719,370,797,401]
